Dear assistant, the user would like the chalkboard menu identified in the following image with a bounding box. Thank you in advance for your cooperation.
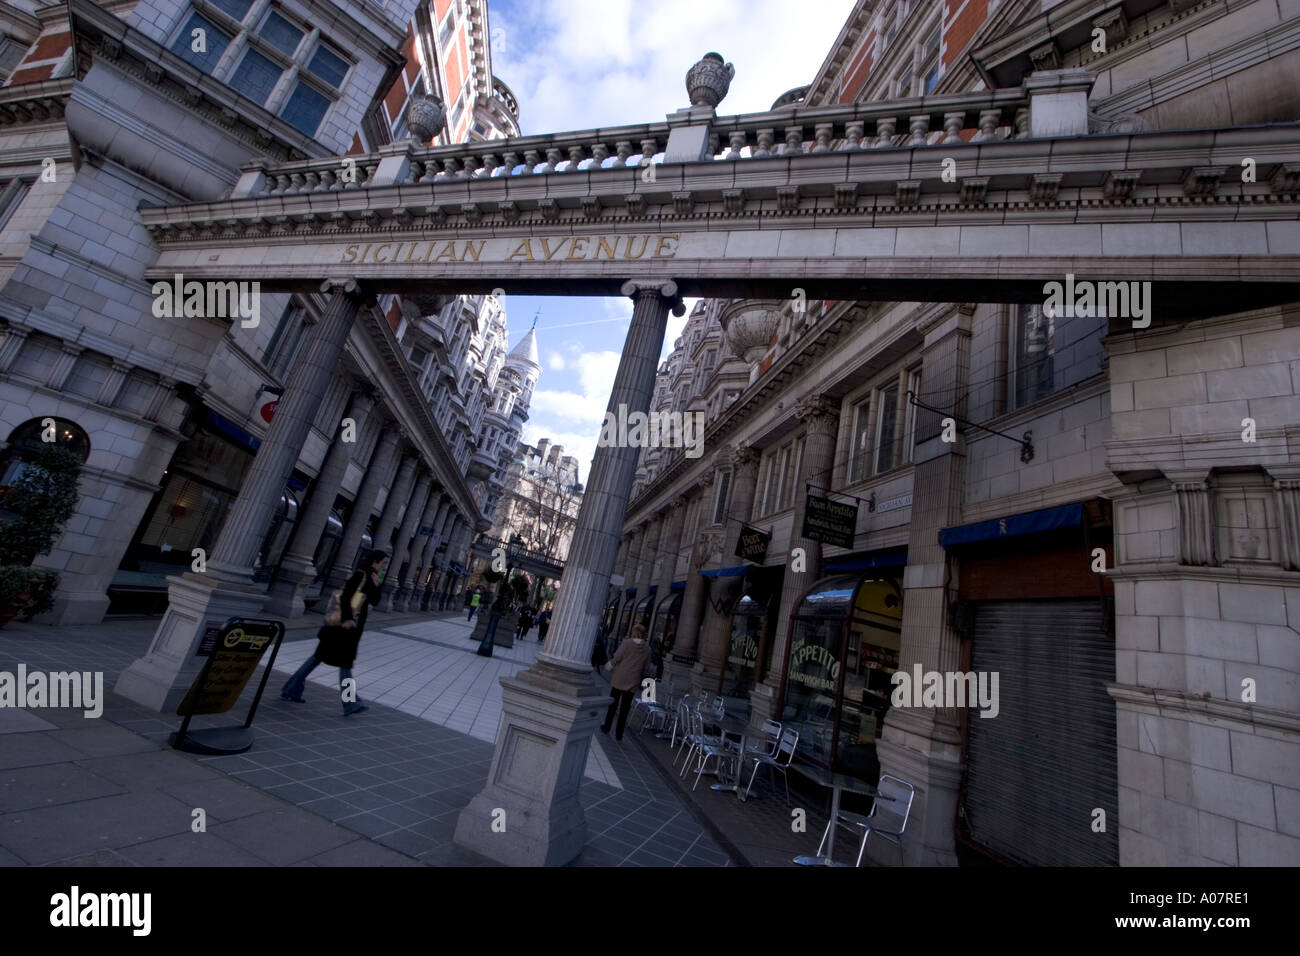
[177,619,282,716]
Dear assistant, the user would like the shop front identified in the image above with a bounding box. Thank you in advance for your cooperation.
[719,566,783,702]
[777,557,904,779]
[612,589,656,659]
[944,500,1117,867]
[647,587,683,681]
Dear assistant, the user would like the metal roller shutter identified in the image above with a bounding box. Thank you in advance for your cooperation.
[963,599,1118,866]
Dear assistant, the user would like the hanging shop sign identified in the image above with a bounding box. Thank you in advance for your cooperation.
[802,494,858,549]
[259,400,278,423]
[735,525,771,563]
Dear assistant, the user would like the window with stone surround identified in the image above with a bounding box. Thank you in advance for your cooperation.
[712,468,732,525]
[874,382,900,475]
[847,396,872,484]
[1010,303,1105,411]
[166,1,353,137]
[902,366,922,464]
[1,418,91,493]
[0,177,31,231]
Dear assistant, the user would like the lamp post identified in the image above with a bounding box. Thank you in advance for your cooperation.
[477,535,525,657]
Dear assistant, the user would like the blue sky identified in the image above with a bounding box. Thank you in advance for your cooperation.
[487,0,857,481]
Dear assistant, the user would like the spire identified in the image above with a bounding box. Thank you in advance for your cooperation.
[507,326,540,370]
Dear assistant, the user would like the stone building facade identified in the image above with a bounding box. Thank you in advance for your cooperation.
[487,433,583,564]
[610,0,1300,867]
[0,0,523,652]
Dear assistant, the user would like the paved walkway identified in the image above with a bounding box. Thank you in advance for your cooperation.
[0,610,733,867]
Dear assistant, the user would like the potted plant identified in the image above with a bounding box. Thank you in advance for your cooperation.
[0,444,82,627]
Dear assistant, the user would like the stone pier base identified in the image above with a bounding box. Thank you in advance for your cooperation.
[454,662,606,866]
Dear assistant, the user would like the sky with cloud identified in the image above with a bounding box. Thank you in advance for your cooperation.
[486,0,856,483]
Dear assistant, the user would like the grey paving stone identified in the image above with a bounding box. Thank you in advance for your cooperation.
[232,768,295,789]
[162,777,287,823]
[0,732,88,770]
[306,839,425,867]
[118,832,269,867]
[372,803,428,828]
[336,813,399,839]
[210,807,355,865]
[338,790,393,812]
[45,848,138,867]
[44,725,160,758]
[372,827,435,858]
[73,751,224,790]
[297,795,360,821]
[0,845,29,866]
[0,762,126,812]
[264,782,331,805]
[0,790,194,865]
[298,775,359,798]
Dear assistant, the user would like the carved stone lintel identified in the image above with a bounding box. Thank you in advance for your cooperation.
[776,185,800,211]
[672,191,695,216]
[1270,164,1300,194]
[1103,170,1142,200]
[537,198,559,220]
[461,203,482,222]
[1092,8,1129,49]
[1029,172,1063,202]
[960,177,989,205]
[499,200,519,222]
[1029,42,1060,72]
[1182,166,1224,197]
[722,188,745,214]
[896,180,921,206]
[834,183,858,210]
[625,194,646,217]
[581,196,601,219]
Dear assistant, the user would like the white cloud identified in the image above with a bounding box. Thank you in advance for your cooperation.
[548,351,566,370]
[492,0,857,137]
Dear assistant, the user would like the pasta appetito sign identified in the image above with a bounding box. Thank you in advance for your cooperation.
[801,494,857,549]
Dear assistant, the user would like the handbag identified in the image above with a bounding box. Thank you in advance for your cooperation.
[324,577,369,627]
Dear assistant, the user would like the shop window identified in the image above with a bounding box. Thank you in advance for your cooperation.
[1010,304,1105,410]
[847,396,872,483]
[874,383,899,474]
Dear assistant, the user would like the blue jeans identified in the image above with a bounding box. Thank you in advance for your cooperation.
[281,654,362,713]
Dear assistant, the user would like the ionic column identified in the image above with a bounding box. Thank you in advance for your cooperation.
[750,397,839,722]
[325,425,401,590]
[457,278,684,866]
[382,470,433,611]
[696,443,762,691]
[264,387,377,617]
[117,280,366,712]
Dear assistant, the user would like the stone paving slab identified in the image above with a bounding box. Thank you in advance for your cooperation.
[0,611,737,867]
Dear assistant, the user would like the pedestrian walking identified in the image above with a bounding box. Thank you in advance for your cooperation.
[467,587,482,621]
[536,607,551,642]
[281,550,388,715]
[600,623,651,741]
[516,604,535,640]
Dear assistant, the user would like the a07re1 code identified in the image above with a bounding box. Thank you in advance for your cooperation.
[1201,893,1248,904]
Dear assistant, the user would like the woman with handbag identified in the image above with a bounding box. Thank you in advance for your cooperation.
[280,550,389,715]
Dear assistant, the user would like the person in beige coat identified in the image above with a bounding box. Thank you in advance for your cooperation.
[601,623,651,741]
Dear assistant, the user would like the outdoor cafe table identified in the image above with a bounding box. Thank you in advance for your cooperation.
[790,763,878,867]
[708,713,759,800]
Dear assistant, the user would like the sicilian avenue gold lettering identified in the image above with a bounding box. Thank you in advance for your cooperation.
[335,234,680,265]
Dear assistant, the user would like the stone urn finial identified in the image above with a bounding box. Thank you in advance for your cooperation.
[407,94,447,142]
[719,299,784,364]
[686,52,734,109]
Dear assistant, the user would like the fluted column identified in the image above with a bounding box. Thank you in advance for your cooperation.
[696,444,762,690]
[207,282,366,579]
[750,397,839,722]
[373,453,418,554]
[671,477,713,685]
[414,491,448,610]
[1169,471,1214,566]
[457,278,683,866]
[382,470,433,611]
[264,387,376,617]
[624,523,645,598]
[117,280,367,712]
[436,512,462,609]
[326,425,401,590]
[636,515,663,603]
[656,496,689,593]
[1273,473,1300,571]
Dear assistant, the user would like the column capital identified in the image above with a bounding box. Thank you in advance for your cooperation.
[669,493,691,511]
[698,469,716,489]
[794,393,839,434]
[620,279,686,316]
[320,278,371,304]
[728,442,761,473]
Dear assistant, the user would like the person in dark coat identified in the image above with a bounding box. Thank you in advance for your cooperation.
[536,607,551,642]
[515,604,535,640]
[281,551,389,715]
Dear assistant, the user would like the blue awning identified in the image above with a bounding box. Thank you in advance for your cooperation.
[700,565,748,578]
[625,587,637,597]
[940,503,1083,548]
[205,407,260,453]
[824,550,908,572]
[670,580,686,591]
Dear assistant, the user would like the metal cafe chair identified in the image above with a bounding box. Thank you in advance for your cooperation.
[691,720,742,792]
[669,695,696,761]
[740,728,800,805]
[679,709,726,780]
[635,679,678,737]
[817,774,915,867]
[744,719,783,760]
